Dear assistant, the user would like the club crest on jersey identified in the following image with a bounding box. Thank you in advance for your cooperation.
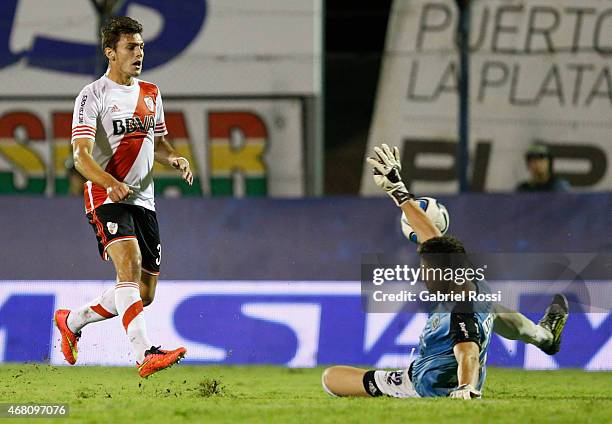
[112,115,155,135]
[431,315,440,330]
[107,222,118,235]
[144,96,155,112]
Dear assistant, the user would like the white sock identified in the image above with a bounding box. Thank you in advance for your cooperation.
[494,311,552,348]
[115,282,152,363]
[524,319,553,347]
[67,287,118,333]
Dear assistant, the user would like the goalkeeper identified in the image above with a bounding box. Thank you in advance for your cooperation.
[321,144,569,400]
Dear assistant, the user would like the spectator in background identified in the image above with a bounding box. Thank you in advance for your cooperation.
[516,143,570,192]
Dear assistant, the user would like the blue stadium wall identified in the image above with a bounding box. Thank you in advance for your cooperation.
[0,194,610,369]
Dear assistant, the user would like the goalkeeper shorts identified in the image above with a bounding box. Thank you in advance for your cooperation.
[362,365,420,398]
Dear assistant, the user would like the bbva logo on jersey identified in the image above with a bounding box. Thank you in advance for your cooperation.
[112,116,155,135]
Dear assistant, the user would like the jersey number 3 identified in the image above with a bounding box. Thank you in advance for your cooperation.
[155,244,162,266]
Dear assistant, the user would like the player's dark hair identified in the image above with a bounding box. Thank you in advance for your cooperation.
[101,16,143,51]
[418,235,467,270]
[419,235,465,254]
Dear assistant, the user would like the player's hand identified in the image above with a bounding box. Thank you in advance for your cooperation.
[106,181,133,202]
[170,157,193,186]
[366,143,413,207]
[448,384,482,399]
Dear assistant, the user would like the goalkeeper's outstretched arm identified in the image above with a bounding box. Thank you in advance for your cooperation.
[400,200,441,244]
[367,144,441,243]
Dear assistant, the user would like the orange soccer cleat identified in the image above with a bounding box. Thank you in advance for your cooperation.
[54,309,81,365]
[137,346,186,378]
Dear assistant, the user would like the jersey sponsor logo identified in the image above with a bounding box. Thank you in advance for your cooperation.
[78,95,87,124]
[459,321,469,338]
[144,96,155,113]
[107,222,118,235]
[112,115,155,135]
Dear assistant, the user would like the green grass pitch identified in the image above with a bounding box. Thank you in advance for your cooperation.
[0,365,610,423]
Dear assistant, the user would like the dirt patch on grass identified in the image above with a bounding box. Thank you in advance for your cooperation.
[193,378,226,398]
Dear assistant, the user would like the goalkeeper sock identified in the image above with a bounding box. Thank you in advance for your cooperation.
[67,286,118,333]
[494,311,552,348]
[115,282,152,363]
[520,317,551,347]
[530,320,553,347]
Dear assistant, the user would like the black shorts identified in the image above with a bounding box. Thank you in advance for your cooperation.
[87,203,161,275]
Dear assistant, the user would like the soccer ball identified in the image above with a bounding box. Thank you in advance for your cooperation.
[400,197,450,244]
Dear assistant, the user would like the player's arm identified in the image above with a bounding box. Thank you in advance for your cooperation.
[73,138,132,202]
[453,341,480,388]
[448,312,483,399]
[367,144,440,243]
[154,135,193,185]
[400,201,441,243]
[71,86,133,200]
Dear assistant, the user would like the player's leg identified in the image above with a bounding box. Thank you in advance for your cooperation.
[323,366,420,398]
[140,272,157,307]
[59,204,136,335]
[54,204,133,364]
[127,205,185,377]
[493,303,551,345]
[62,204,141,333]
[63,286,118,333]
[132,205,161,307]
[492,294,569,355]
[322,366,370,397]
[107,237,185,377]
[106,237,153,364]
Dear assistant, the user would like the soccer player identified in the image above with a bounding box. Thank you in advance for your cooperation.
[53,17,193,378]
[321,144,569,399]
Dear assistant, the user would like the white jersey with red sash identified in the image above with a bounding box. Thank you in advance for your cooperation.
[71,75,168,213]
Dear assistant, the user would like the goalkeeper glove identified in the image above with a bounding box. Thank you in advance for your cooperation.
[448,384,482,399]
[366,143,414,207]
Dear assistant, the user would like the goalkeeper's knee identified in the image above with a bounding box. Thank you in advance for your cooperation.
[321,368,339,397]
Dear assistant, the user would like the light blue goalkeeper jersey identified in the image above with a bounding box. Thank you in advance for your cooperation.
[411,304,494,397]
